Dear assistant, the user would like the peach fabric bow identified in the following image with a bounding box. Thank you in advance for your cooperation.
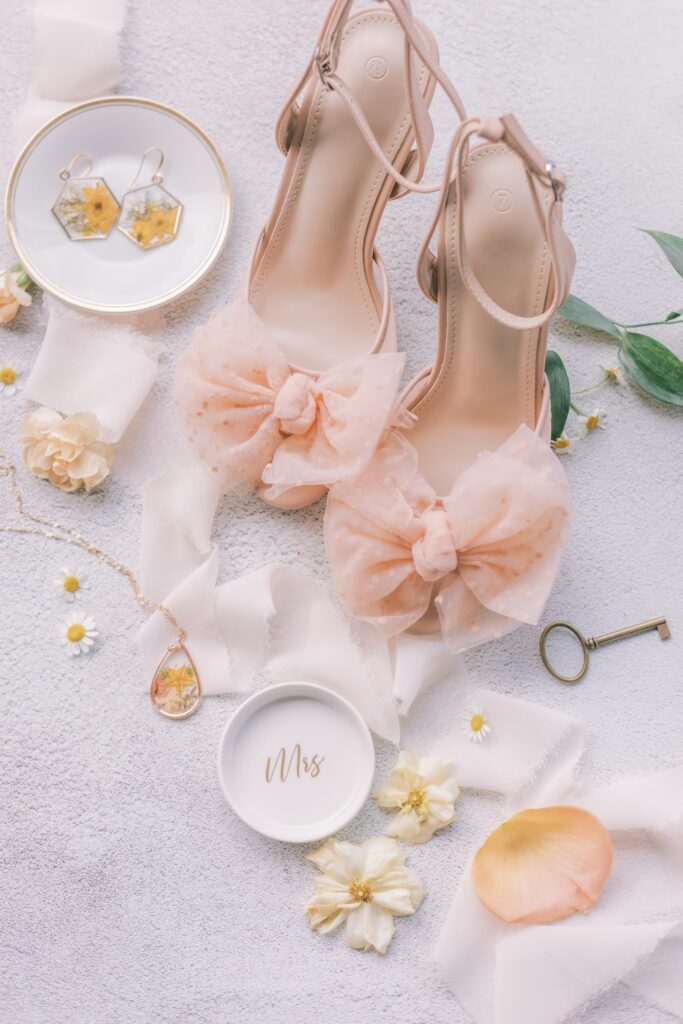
[324,425,570,650]
[175,297,405,499]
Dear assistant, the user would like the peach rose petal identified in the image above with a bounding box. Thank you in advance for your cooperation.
[471,805,613,925]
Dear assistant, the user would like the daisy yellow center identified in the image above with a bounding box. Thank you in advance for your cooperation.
[67,623,86,643]
[0,367,16,385]
[402,786,428,820]
[554,437,570,450]
[585,414,600,431]
[470,713,485,733]
[63,575,80,593]
[349,879,372,903]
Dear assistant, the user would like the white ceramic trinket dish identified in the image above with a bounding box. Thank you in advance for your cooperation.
[6,96,231,314]
[217,682,375,843]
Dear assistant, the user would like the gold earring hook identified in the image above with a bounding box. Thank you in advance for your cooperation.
[59,153,92,181]
[126,146,165,191]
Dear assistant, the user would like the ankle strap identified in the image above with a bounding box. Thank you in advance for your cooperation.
[275,1,466,199]
[417,114,575,330]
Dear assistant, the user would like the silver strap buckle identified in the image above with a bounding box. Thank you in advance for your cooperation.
[314,47,333,88]
[545,161,563,203]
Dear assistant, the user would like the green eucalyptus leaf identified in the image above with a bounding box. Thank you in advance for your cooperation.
[642,230,683,278]
[545,350,571,440]
[619,331,683,406]
[557,294,622,339]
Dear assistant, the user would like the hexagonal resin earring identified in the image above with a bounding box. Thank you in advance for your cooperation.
[118,147,182,250]
[52,154,120,240]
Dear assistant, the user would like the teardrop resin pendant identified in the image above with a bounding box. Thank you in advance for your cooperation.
[150,642,202,720]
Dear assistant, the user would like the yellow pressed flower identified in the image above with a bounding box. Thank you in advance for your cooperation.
[129,204,178,248]
[0,367,16,385]
[81,183,119,236]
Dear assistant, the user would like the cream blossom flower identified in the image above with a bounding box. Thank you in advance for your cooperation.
[306,836,423,954]
[373,750,460,843]
[59,610,98,656]
[0,267,32,324]
[22,407,113,493]
[0,365,22,397]
[578,409,608,436]
[54,566,89,603]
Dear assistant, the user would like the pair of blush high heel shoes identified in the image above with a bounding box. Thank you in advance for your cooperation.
[176,0,575,652]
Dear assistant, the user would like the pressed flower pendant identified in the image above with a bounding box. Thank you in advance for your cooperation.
[150,642,202,720]
[118,182,182,249]
[52,174,120,240]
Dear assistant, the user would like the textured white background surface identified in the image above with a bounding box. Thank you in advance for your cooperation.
[1,2,682,1022]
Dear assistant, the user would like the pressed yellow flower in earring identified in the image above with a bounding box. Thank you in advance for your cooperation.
[130,204,179,249]
[0,364,22,397]
[306,836,423,954]
[59,610,98,656]
[55,566,89,603]
[472,805,613,924]
[81,183,119,236]
[463,705,491,743]
[374,750,460,843]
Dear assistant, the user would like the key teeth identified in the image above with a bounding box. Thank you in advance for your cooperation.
[657,621,672,641]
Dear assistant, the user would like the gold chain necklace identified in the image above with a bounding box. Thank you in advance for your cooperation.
[0,446,202,720]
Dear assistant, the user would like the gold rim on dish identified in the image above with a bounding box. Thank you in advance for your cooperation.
[5,95,233,315]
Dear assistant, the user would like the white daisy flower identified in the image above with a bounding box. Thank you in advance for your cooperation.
[59,610,98,656]
[306,836,423,954]
[600,364,626,385]
[463,705,491,743]
[373,750,460,843]
[54,566,89,603]
[0,365,22,397]
[577,409,608,436]
[551,434,578,455]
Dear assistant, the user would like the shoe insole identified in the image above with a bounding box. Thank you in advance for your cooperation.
[408,144,553,495]
[249,10,433,372]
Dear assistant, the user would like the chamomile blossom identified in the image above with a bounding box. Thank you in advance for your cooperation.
[60,610,98,656]
[0,365,22,397]
[600,364,626,385]
[54,566,89,603]
[578,409,608,436]
[463,705,491,743]
[552,434,577,455]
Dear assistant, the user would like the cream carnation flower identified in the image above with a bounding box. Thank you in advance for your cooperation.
[22,408,113,493]
[0,267,32,324]
[306,836,423,954]
[374,750,460,843]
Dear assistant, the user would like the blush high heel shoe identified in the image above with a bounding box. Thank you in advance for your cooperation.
[325,114,576,649]
[175,0,465,509]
